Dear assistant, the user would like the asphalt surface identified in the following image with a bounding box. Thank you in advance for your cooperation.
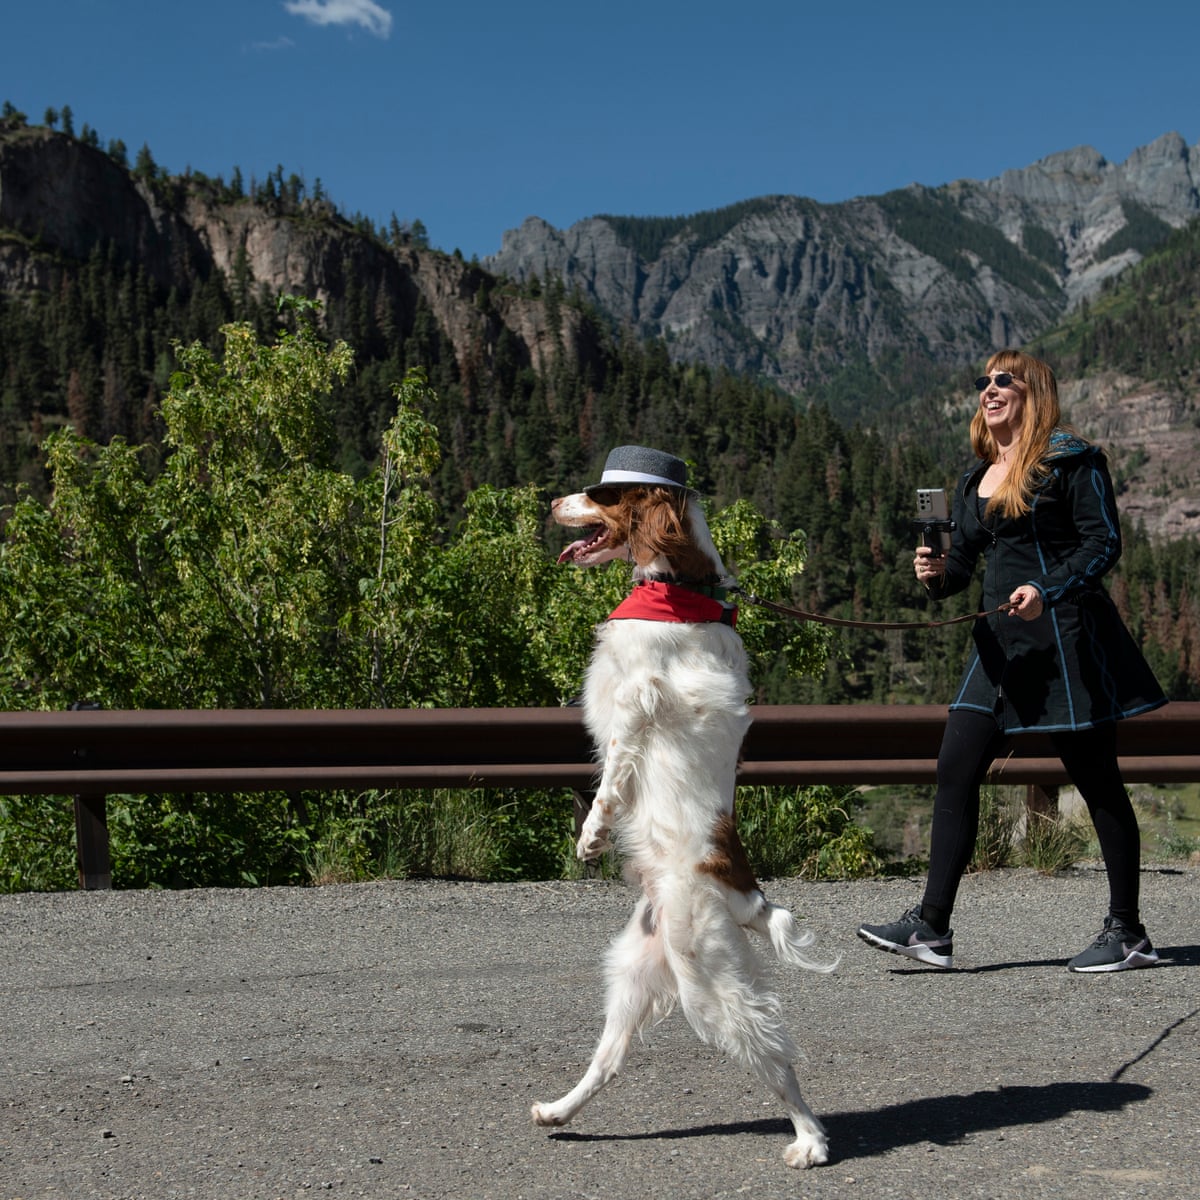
[1,867,1197,1200]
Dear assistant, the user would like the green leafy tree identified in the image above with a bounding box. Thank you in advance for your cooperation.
[155,299,362,706]
[0,303,842,888]
[0,298,363,709]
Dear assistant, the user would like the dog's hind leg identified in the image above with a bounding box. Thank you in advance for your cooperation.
[761,1057,830,1169]
[532,898,672,1128]
[684,977,829,1167]
[700,814,837,975]
[664,907,830,1169]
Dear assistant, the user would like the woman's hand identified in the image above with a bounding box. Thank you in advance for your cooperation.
[1007,584,1045,620]
[914,546,946,587]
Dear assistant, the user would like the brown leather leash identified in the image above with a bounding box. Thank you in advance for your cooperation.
[732,588,1014,631]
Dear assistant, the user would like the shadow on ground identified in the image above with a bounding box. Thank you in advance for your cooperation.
[550,1079,1152,1163]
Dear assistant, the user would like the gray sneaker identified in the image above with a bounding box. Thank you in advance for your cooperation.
[1068,916,1159,973]
[857,906,954,969]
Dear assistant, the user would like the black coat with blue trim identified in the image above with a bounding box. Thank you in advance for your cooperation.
[928,431,1166,733]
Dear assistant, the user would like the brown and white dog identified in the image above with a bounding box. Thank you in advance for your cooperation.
[531,445,835,1169]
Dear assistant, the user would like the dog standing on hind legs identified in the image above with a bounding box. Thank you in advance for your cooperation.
[532,445,836,1169]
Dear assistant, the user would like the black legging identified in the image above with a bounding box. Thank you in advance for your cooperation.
[923,708,1143,927]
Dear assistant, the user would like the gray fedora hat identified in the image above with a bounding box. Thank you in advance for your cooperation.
[585,445,690,495]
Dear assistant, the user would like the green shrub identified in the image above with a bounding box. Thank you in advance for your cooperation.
[108,792,312,888]
[736,784,882,880]
[0,795,77,892]
[1155,814,1200,862]
[305,787,577,884]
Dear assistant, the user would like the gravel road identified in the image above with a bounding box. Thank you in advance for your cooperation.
[1,867,1197,1199]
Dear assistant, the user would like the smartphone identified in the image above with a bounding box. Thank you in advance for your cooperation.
[915,488,953,556]
[916,488,949,521]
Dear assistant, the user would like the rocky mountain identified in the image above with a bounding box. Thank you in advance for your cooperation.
[0,120,594,417]
[487,133,1200,403]
[3,115,1199,539]
[485,133,1200,537]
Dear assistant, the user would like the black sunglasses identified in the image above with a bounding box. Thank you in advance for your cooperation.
[586,487,623,507]
[974,372,1020,391]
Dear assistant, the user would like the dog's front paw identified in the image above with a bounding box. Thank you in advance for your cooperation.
[575,828,613,861]
[783,1133,830,1169]
[531,1102,569,1127]
[575,805,613,860]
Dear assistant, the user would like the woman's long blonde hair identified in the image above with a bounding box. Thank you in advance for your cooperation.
[969,349,1077,518]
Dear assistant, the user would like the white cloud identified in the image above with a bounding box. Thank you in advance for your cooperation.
[282,0,393,39]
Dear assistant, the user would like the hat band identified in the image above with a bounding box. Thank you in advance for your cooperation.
[599,469,685,488]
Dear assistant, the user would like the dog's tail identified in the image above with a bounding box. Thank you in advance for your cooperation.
[719,881,839,974]
[763,903,839,974]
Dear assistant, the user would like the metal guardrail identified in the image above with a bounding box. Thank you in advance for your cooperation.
[2,703,1198,889]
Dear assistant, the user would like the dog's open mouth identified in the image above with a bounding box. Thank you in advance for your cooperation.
[558,525,611,564]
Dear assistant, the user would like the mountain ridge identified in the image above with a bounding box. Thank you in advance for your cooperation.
[486,132,1200,402]
[2,116,1199,539]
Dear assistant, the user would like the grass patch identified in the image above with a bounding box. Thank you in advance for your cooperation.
[1020,810,1091,873]
[305,787,577,885]
[858,780,1200,872]
[1132,782,1200,862]
[970,787,1020,872]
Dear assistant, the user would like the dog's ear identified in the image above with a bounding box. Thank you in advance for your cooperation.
[627,489,714,578]
[625,488,684,560]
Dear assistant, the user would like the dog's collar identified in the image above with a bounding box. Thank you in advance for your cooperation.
[608,580,737,626]
[638,572,735,603]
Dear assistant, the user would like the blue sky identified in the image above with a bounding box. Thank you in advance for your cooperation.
[2,1,1197,261]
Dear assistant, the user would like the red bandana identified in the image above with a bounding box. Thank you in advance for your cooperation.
[608,580,737,626]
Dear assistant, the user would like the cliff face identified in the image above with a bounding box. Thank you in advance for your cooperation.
[6,122,1195,415]
[0,125,213,291]
[1059,374,1200,540]
[486,133,1200,395]
[0,125,591,399]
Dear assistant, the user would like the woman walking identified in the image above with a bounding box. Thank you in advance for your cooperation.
[857,350,1166,972]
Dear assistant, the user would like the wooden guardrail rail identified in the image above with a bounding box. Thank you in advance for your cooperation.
[2,703,1198,889]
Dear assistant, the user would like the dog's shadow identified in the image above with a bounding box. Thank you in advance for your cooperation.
[549,1079,1152,1160]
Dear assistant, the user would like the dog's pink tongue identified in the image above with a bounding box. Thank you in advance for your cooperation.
[557,539,588,564]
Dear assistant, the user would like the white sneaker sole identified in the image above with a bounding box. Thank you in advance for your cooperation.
[1069,948,1160,973]
[857,929,953,970]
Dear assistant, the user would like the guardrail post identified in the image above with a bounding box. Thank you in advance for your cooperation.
[67,700,111,889]
[73,793,112,890]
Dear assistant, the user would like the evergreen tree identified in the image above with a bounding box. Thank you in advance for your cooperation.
[133,142,156,182]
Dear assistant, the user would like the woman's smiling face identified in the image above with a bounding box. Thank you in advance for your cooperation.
[979,372,1026,439]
